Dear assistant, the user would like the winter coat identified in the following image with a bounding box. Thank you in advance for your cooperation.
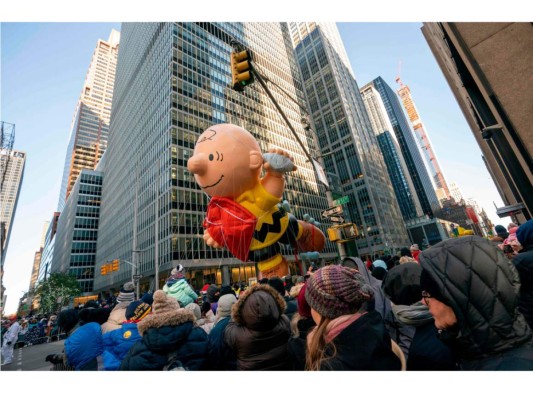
[119,309,208,371]
[420,236,533,370]
[512,244,533,330]
[64,322,104,370]
[163,278,198,307]
[284,296,297,320]
[102,322,142,370]
[101,302,129,334]
[287,315,316,370]
[315,310,402,371]
[225,284,291,370]
[205,317,237,370]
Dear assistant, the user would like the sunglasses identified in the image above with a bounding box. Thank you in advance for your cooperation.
[421,290,432,306]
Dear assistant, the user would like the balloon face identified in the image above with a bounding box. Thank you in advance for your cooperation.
[187,124,262,198]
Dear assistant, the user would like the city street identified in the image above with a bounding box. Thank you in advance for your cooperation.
[1,340,64,371]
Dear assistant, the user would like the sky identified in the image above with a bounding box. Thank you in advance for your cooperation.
[0,17,520,317]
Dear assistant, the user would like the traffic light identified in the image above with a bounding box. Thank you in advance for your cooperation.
[111,259,119,271]
[230,50,254,91]
[327,227,342,242]
[100,265,108,275]
[342,223,359,239]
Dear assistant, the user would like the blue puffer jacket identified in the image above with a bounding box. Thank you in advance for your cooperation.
[64,322,103,370]
[120,307,208,371]
[102,322,142,370]
[163,278,198,307]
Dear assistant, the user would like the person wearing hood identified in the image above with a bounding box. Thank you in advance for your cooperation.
[162,264,198,307]
[206,284,221,314]
[382,262,457,370]
[304,265,402,371]
[419,235,533,370]
[371,259,388,281]
[512,219,533,329]
[102,300,151,370]
[120,290,208,370]
[185,303,214,334]
[101,282,136,334]
[205,293,238,370]
[225,284,291,370]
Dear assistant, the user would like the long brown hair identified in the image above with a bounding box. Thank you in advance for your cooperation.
[305,316,336,371]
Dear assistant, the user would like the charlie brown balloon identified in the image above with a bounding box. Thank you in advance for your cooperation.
[187,123,325,279]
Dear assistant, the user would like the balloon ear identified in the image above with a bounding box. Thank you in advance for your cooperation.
[249,150,263,170]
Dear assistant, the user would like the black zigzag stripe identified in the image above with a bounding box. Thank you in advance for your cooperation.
[253,209,285,243]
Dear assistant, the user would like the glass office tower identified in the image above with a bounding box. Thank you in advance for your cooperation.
[360,82,422,220]
[58,30,120,211]
[371,76,441,218]
[95,23,336,294]
[289,23,410,257]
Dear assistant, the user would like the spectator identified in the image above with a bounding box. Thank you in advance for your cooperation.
[162,264,198,307]
[420,235,533,370]
[512,219,533,329]
[205,293,238,370]
[410,244,421,262]
[101,282,136,334]
[371,259,388,281]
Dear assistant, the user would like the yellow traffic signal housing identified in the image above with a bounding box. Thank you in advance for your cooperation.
[111,259,119,271]
[327,227,342,242]
[100,265,108,275]
[342,223,359,239]
[230,50,254,91]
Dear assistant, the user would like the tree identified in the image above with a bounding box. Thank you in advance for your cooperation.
[34,273,81,314]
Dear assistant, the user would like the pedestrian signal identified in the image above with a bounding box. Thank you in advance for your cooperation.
[230,50,254,91]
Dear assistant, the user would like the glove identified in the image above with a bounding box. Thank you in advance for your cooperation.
[6,341,12,346]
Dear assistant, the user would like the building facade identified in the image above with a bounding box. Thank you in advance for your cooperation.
[396,78,451,199]
[422,22,533,223]
[0,149,25,265]
[371,77,441,218]
[289,23,410,257]
[52,170,103,294]
[58,30,120,211]
[95,22,337,294]
[360,82,423,220]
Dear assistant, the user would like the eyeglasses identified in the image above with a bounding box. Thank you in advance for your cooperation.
[421,290,432,306]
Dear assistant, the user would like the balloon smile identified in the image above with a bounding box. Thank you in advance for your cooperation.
[200,175,224,189]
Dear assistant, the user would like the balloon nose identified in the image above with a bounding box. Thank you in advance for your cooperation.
[187,154,207,175]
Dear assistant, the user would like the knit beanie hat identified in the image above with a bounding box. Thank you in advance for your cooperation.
[372,259,387,270]
[297,283,312,318]
[125,300,152,321]
[382,262,423,306]
[217,294,237,318]
[170,264,184,276]
[185,303,201,321]
[151,290,180,316]
[117,282,135,303]
[305,265,374,320]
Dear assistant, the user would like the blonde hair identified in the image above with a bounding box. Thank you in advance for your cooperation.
[399,256,416,264]
[305,316,336,371]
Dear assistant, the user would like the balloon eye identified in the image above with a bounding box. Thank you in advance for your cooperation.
[209,154,214,161]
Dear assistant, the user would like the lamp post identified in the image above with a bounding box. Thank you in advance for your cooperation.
[119,258,142,299]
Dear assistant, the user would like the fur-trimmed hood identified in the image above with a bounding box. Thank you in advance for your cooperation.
[231,284,286,331]
[137,308,195,336]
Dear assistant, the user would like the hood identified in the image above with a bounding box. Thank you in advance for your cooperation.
[419,236,531,358]
[137,308,195,336]
[231,284,286,331]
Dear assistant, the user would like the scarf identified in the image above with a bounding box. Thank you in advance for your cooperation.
[391,301,433,327]
[307,312,366,346]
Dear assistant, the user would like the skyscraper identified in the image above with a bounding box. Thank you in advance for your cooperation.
[289,23,410,257]
[58,30,120,211]
[0,149,26,265]
[371,77,441,218]
[449,181,464,203]
[422,22,533,223]
[396,77,451,199]
[95,23,336,294]
[360,81,423,220]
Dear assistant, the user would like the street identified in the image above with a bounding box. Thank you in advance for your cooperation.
[1,340,64,371]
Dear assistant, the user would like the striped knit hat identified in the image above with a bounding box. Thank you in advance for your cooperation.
[305,265,373,320]
[117,281,135,303]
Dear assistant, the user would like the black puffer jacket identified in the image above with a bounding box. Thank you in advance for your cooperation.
[225,284,291,370]
[420,236,533,370]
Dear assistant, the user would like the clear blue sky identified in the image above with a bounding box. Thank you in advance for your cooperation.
[0,21,512,316]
